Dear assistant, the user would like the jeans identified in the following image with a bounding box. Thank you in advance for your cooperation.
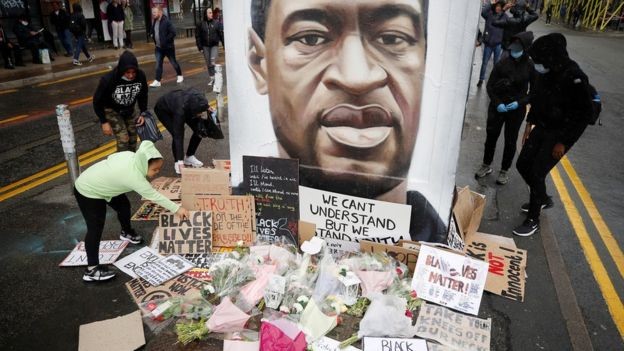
[154,46,182,81]
[479,44,502,81]
[202,46,218,76]
[483,104,525,171]
[73,35,91,61]
[58,28,73,55]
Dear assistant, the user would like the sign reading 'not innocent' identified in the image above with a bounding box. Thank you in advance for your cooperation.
[158,211,213,254]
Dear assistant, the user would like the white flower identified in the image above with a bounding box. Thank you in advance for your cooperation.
[293,303,304,313]
[203,284,215,294]
[296,295,309,304]
[279,305,291,314]
[231,251,241,260]
[237,240,245,247]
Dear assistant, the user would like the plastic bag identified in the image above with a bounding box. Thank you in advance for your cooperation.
[357,293,417,339]
[136,111,163,142]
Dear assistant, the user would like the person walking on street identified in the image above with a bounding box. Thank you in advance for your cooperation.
[476,31,535,185]
[149,6,183,87]
[559,3,567,24]
[154,88,213,174]
[107,0,125,49]
[196,7,224,86]
[74,140,190,282]
[492,0,538,51]
[545,5,553,25]
[477,1,505,88]
[69,4,95,66]
[122,0,134,48]
[513,33,593,236]
[93,51,149,152]
[50,1,73,57]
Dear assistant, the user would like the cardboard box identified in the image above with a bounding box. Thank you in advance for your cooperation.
[450,186,486,245]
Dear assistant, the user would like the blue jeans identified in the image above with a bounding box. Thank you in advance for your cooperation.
[155,46,182,81]
[58,29,73,55]
[479,44,502,81]
[73,35,91,61]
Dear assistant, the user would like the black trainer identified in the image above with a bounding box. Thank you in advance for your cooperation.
[120,229,143,244]
[513,218,540,237]
[520,196,554,213]
[83,265,116,282]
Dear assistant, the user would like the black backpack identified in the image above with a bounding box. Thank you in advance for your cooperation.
[588,84,602,126]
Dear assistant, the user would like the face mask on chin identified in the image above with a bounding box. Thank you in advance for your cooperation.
[511,50,523,59]
[534,63,550,74]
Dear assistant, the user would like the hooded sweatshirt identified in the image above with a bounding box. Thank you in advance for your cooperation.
[492,0,538,49]
[75,141,180,212]
[93,51,148,123]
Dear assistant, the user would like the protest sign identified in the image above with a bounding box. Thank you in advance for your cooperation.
[131,201,171,221]
[148,177,182,200]
[427,343,455,351]
[466,231,516,248]
[264,274,286,309]
[181,167,230,196]
[182,252,228,268]
[114,247,163,278]
[158,211,212,254]
[125,274,203,305]
[362,337,427,351]
[182,195,255,247]
[243,156,300,246]
[399,240,421,252]
[299,186,412,254]
[446,214,465,252]
[184,268,212,281]
[412,245,488,315]
[464,232,527,302]
[310,336,360,351]
[415,302,491,351]
[359,241,419,273]
[453,187,486,239]
[213,159,231,171]
[60,240,128,266]
[79,311,145,351]
[135,254,195,286]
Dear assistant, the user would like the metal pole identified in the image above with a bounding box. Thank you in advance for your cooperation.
[56,104,80,185]
[214,64,225,118]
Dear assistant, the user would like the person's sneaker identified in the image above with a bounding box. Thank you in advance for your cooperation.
[120,229,143,244]
[513,218,540,237]
[208,76,215,86]
[475,164,493,178]
[175,160,183,175]
[72,60,82,66]
[477,80,484,88]
[83,265,116,282]
[184,155,204,167]
[149,80,161,88]
[520,196,554,213]
[496,170,509,185]
[176,75,184,83]
[88,55,95,63]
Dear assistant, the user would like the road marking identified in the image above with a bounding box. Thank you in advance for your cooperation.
[0,89,18,95]
[0,114,30,126]
[551,166,624,338]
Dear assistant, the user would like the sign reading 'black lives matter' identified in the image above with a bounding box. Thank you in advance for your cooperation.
[158,211,212,254]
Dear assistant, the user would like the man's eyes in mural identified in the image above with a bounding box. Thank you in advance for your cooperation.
[374,31,417,48]
[286,31,331,47]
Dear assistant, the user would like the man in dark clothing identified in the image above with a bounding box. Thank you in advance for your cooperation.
[93,51,148,152]
[70,3,94,65]
[545,5,553,24]
[13,14,56,64]
[0,23,19,69]
[492,0,538,50]
[513,33,593,236]
[149,6,183,87]
[50,1,73,56]
[476,31,534,185]
[154,88,211,174]
[477,1,506,87]
[196,7,224,86]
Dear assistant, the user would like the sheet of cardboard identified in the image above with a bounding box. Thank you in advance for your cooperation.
[60,240,128,266]
[299,221,317,243]
[78,310,145,351]
[181,167,231,196]
[131,201,171,221]
[360,240,419,272]
[453,186,486,239]
[466,231,516,248]
[158,211,213,254]
[147,177,182,200]
[126,275,203,305]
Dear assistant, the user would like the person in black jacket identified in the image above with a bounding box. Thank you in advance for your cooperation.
[13,14,55,64]
[154,88,211,174]
[50,1,73,56]
[70,4,94,65]
[477,1,506,87]
[195,7,224,86]
[0,23,20,69]
[107,0,125,49]
[93,51,148,152]
[492,0,538,50]
[149,6,183,87]
[476,31,534,185]
[513,33,593,236]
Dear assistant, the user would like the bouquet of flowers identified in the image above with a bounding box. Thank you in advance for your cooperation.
[340,253,396,297]
[202,257,254,304]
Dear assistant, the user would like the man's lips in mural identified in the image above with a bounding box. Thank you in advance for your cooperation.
[320,104,394,149]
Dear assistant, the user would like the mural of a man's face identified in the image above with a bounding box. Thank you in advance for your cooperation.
[249,0,425,198]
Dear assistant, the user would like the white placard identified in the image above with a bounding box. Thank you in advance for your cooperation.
[362,337,427,351]
[135,255,195,286]
[310,336,360,351]
[113,247,163,278]
[60,240,128,266]
[264,274,286,309]
[411,245,488,315]
[299,186,411,255]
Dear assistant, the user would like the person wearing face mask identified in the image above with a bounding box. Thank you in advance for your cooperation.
[513,33,593,237]
[476,31,534,185]
[492,0,538,51]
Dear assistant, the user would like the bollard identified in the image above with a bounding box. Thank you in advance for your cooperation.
[214,64,225,119]
[56,104,80,185]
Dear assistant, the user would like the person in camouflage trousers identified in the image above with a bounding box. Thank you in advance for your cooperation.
[104,107,138,151]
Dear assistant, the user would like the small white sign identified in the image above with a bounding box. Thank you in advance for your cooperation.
[264,274,286,309]
[362,337,427,351]
[113,247,163,278]
[310,336,360,351]
[60,240,128,266]
[135,254,195,286]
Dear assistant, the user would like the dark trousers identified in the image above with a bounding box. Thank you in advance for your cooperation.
[73,35,91,61]
[483,105,525,171]
[74,187,132,266]
[155,105,202,159]
[154,46,182,81]
[1,41,14,67]
[125,30,132,47]
[516,127,565,220]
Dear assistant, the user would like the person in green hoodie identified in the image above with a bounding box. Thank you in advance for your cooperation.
[74,140,189,282]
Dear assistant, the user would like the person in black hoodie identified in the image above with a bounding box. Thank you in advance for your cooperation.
[492,0,538,50]
[50,1,73,57]
[195,7,224,86]
[513,33,593,236]
[476,31,534,185]
[93,51,148,152]
[70,4,94,66]
[154,88,212,174]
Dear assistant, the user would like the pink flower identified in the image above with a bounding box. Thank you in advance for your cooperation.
[410,290,418,298]
[405,310,413,318]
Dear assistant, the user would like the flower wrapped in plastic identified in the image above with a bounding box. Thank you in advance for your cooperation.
[236,262,278,312]
[202,257,254,303]
[277,282,313,319]
[259,318,307,351]
[340,253,396,297]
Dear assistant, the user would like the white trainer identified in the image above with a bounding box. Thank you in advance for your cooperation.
[174,160,184,175]
[176,75,184,83]
[149,80,161,87]
[207,76,215,86]
[184,155,204,167]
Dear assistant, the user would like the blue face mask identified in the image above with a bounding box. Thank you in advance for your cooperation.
[511,50,523,59]
[534,63,550,74]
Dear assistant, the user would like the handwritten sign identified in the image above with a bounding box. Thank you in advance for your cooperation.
[362,337,427,351]
[310,337,360,351]
[412,245,488,315]
[114,247,163,278]
[446,214,465,252]
[60,240,128,266]
[158,211,212,254]
[243,156,300,246]
[125,274,203,305]
[182,252,228,268]
[135,254,195,286]
[148,177,182,200]
[299,186,412,255]
[359,241,419,273]
[415,302,491,351]
[182,195,255,247]
[181,167,230,196]
[131,201,170,221]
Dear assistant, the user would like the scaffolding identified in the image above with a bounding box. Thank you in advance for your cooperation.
[544,0,624,31]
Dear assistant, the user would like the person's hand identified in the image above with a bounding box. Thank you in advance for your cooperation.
[497,104,508,113]
[504,3,513,11]
[135,115,145,126]
[101,122,113,136]
[176,206,189,220]
[506,101,519,111]
[552,143,566,159]
[522,124,533,145]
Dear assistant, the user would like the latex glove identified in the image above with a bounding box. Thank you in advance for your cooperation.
[506,101,519,111]
[497,104,508,113]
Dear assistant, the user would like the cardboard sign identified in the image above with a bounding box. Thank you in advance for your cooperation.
[114,247,163,278]
[415,302,491,351]
[360,241,419,273]
[363,337,427,351]
[181,167,231,196]
[149,177,182,200]
[412,245,488,315]
[213,159,232,171]
[453,187,486,239]
[299,186,412,255]
[182,252,229,269]
[158,211,213,254]
[310,336,360,351]
[60,240,128,266]
[446,214,465,252]
[464,232,527,301]
[79,311,145,351]
[125,274,203,305]
[135,254,195,286]
[427,343,455,351]
[131,201,171,221]
[184,268,212,281]
[243,156,300,246]
[182,195,256,247]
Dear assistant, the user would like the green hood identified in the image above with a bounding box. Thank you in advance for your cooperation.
[134,141,163,176]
